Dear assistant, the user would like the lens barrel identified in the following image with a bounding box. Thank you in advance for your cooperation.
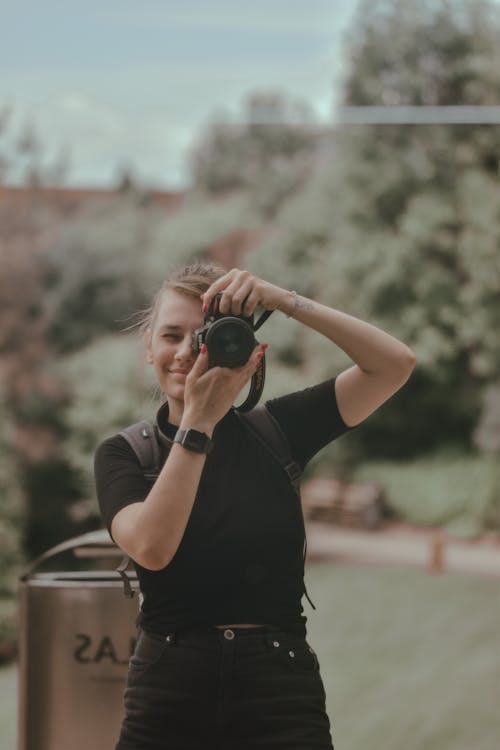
[205,318,256,368]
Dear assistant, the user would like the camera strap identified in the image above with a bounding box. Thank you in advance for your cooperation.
[253,309,273,330]
[235,309,273,412]
[236,353,266,412]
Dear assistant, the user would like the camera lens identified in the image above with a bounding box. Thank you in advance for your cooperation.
[206,318,255,368]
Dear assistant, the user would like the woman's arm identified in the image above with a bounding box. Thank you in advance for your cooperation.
[202,270,416,429]
[110,439,210,571]
[110,343,265,570]
[284,295,416,426]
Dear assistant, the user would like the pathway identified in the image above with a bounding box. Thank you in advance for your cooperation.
[305,521,500,577]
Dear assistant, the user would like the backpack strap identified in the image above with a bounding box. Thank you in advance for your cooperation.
[116,554,135,598]
[119,420,162,482]
[236,406,316,610]
[116,411,316,610]
[237,406,302,496]
[115,420,164,597]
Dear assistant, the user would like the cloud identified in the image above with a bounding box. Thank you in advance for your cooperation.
[5,93,194,188]
[0,0,356,187]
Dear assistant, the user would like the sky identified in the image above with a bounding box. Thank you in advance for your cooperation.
[1,0,358,189]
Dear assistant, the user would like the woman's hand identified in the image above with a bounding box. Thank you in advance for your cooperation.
[201,268,294,317]
[180,342,267,432]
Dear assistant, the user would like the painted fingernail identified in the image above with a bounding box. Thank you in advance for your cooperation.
[261,343,269,350]
[201,344,207,354]
[256,351,264,359]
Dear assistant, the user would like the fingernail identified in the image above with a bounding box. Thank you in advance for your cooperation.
[261,343,269,350]
[201,343,207,354]
[256,351,264,359]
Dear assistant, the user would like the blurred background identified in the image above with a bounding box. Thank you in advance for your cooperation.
[1,1,499,749]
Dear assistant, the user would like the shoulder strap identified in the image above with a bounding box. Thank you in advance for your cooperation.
[236,406,316,610]
[115,420,163,598]
[119,420,162,482]
[237,406,302,495]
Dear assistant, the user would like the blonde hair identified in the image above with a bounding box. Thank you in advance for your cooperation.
[141,261,227,333]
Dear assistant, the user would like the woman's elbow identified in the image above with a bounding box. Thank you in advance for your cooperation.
[402,346,417,377]
[386,346,416,391]
[112,507,175,570]
[113,527,173,570]
[133,543,173,571]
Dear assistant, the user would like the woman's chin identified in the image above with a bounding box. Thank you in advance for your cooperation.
[163,383,185,403]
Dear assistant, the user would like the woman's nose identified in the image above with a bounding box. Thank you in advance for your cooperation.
[175,336,195,360]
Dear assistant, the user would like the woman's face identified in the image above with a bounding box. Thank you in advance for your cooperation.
[146,289,203,414]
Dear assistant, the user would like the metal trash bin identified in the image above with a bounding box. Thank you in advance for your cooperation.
[18,529,139,750]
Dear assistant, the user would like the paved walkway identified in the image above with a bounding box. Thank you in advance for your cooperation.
[305,521,500,577]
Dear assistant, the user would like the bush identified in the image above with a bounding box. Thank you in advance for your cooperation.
[353,452,499,538]
[0,600,17,665]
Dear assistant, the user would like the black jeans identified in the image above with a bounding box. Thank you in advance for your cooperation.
[116,625,334,750]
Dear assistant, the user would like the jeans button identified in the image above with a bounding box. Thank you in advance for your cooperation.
[224,629,235,640]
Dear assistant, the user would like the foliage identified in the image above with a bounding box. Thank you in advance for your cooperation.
[334,0,500,396]
[43,195,164,352]
[58,334,158,513]
[0,109,103,562]
[21,456,101,558]
[144,191,259,278]
[0,399,23,596]
[190,91,319,216]
[474,382,500,455]
[354,451,499,537]
[343,0,500,106]
[245,0,500,456]
[43,191,259,354]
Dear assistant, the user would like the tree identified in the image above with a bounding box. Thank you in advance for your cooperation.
[0,110,98,560]
[248,0,500,458]
[330,0,500,455]
[189,91,319,217]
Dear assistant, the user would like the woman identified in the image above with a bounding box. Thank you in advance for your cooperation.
[95,263,415,750]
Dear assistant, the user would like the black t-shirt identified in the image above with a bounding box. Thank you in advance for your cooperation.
[94,377,350,636]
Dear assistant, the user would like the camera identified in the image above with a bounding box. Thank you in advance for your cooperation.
[192,294,257,368]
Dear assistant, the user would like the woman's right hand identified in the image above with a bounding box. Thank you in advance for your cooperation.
[180,343,267,432]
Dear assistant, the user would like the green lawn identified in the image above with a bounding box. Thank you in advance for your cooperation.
[306,562,500,750]
[2,562,499,750]
[0,662,16,750]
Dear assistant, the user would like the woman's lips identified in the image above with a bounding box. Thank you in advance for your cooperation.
[169,369,189,380]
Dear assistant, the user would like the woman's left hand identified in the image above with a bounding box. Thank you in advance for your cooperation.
[201,268,293,317]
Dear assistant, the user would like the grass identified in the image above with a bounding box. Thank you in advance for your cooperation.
[1,562,499,750]
[306,562,500,750]
[0,662,16,749]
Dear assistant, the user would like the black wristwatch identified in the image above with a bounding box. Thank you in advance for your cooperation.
[173,428,214,454]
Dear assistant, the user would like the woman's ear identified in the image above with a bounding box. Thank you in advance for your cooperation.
[145,327,154,364]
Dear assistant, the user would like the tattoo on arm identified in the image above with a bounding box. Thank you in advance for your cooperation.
[295,297,314,312]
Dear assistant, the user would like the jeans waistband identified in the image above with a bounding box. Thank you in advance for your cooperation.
[140,624,301,648]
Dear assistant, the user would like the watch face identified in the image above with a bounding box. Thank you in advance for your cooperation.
[176,428,213,454]
[184,432,203,451]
